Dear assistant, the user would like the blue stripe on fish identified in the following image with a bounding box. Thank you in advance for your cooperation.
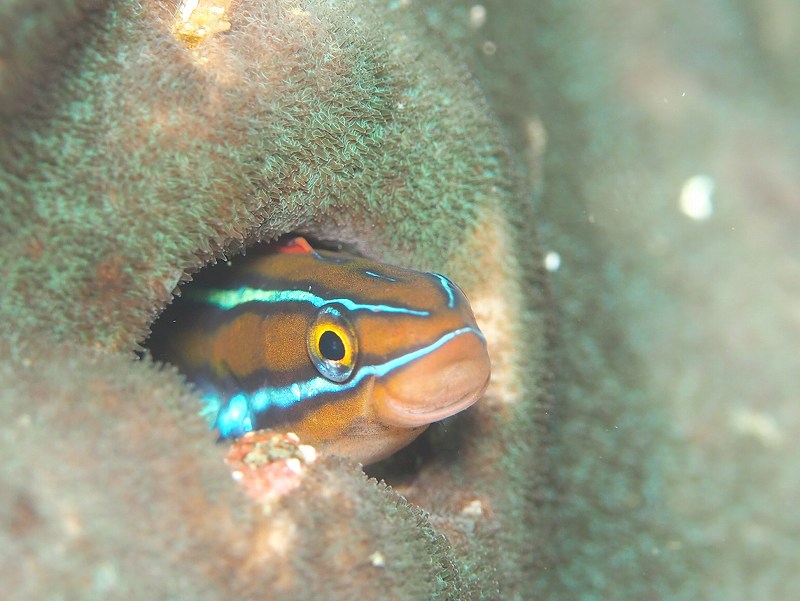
[204,326,483,438]
[191,287,429,316]
[432,273,457,308]
[364,270,398,282]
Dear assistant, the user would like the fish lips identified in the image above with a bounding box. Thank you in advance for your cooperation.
[371,328,491,429]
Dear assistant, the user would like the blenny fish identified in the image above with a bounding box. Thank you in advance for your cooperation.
[149,237,490,464]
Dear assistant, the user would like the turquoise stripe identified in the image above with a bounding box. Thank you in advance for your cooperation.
[204,326,483,437]
[364,270,398,282]
[431,273,456,308]
[192,287,429,316]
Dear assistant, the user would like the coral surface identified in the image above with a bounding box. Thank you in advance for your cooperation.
[1,1,546,599]
[2,0,799,599]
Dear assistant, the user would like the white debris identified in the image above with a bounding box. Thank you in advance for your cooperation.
[469,5,487,29]
[461,499,485,517]
[679,175,715,221]
[544,251,561,272]
[369,551,386,568]
[730,408,783,448]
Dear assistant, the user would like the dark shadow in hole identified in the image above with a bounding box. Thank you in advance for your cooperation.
[365,427,437,484]
[365,410,474,485]
[142,233,343,357]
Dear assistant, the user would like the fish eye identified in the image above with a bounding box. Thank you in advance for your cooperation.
[307,306,358,382]
[319,330,345,361]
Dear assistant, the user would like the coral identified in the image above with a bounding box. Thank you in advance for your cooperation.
[1,0,547,599]
[0,0,109,115]
[0,0,518,350]
[441,0,800,598]
[5,0,796,599]
[0,339,472,600]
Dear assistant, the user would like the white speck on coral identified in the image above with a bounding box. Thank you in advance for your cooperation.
[231,470,244,481]
[179,0,199,21]
[298,444,318,463]
[469,5,487,29]
[461,499,485,517]
[730,408,783,448]
[679,175,715,221]
[544,251,561,272]
[369,551,386,567]
[285,458,303,474]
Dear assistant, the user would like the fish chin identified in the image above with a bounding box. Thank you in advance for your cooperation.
[319,424,430,465]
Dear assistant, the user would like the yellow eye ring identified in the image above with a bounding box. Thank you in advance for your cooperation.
[307,306,358,382]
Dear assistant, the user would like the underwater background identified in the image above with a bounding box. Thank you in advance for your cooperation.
[1,0,798,599]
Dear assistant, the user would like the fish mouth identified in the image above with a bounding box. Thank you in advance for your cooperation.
[371,328,491,429]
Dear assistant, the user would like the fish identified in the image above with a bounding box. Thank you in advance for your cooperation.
[148,236,491,464]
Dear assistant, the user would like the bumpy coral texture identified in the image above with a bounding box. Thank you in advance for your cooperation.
[1,1,547,599]
[0,0,512,349]
[5,0,798,599]
[449,1,800,599]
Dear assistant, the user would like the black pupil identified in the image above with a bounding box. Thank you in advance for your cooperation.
[319,330,346,361]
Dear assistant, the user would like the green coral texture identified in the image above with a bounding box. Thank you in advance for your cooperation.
[2,0,799,600]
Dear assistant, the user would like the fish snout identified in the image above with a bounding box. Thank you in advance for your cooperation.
[372,328,490,428]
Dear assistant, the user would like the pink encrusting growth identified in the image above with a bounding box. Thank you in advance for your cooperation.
[226,431,317,507]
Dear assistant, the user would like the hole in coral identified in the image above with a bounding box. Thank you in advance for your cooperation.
[366,412,473,484]
[144,233,344,357]
[142,233,328,379]
[365,428,436,483]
